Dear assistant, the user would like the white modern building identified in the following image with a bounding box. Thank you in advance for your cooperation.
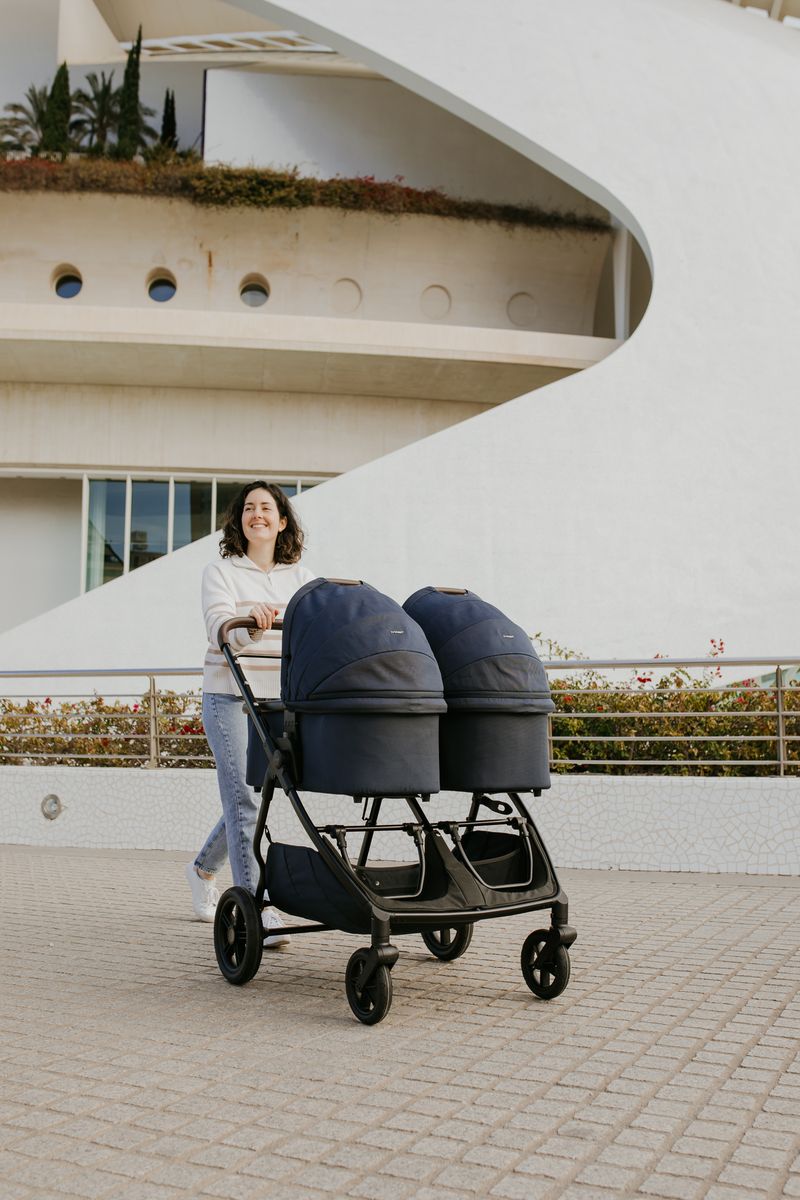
[1,0,798,671]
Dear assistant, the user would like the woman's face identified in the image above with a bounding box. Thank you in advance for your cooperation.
[241,488,287,555]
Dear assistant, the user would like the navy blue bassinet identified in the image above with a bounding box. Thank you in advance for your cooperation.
[403,588,554,791]
[247,578,446,795]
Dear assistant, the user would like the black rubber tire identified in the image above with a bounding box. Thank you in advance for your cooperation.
[345,949,393,1025]
[521,929,571,1000]
[214,886,263,985]
[421,924,474,961]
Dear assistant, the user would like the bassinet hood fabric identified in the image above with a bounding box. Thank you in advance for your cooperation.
[403,588,554,713]
[281,579,446,713]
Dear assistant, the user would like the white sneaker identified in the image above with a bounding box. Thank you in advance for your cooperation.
[185,863,219,922]
[262,908,291,950]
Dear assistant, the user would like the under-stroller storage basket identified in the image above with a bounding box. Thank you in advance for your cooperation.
[266,841,371,934]
[403,587,555,792]
[280,578,447,795]
[458,827,549,891]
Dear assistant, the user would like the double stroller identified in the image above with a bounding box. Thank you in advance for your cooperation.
[214,578,576,1024]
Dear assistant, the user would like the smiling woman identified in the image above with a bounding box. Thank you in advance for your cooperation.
[186,480,315,939]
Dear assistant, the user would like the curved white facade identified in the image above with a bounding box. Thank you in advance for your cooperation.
[225,0,800,658]
[1,0,798,671]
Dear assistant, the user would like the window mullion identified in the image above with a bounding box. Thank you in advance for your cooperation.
[123,475,132,573]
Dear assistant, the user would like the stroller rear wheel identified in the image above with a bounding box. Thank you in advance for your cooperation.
[214,887,263,985]
[421,924,473,961]
[521,929,571,1000]
[345,949,393,1025]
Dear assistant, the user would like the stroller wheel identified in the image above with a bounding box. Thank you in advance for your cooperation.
[214,887,263,985]
[345,949,393,1025]
[421,924,474,961]
[521,930,571,1000]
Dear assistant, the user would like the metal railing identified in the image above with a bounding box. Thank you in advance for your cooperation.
[1,656,799,776]
[0,668,208,770]
[540,657,800,777]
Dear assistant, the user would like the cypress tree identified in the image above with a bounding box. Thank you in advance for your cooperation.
[116,25,142,159]
[40,62,71,157]
[160,88,177,150]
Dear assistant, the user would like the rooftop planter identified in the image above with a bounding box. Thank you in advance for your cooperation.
[0,159,610,233]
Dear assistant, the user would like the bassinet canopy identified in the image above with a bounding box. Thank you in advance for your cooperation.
[281,579,446,714]
[402,587,553,714]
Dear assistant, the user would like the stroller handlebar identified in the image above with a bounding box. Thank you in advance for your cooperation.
[218,615,283,650]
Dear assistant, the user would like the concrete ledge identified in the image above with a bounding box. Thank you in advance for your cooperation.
[2,765,797,875]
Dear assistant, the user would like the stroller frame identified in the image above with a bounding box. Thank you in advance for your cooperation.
[213,615,576,1024]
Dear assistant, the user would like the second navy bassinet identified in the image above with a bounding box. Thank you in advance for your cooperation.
[403,587,555,791]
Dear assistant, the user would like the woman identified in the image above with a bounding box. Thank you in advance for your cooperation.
[186,481,315,946]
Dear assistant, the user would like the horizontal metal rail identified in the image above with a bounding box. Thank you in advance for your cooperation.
[1,657,799,775]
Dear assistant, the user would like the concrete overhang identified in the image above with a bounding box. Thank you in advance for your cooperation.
[0,305,618,403]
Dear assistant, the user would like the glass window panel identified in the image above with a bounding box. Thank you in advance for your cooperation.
[215,481,248,528]
[86,480,125,591]
[240,282,269,307]
[173,481,212,550]
[280,484,297,497]
[130,481,169,571]
[55,273,82,299]
[148,277,176,302]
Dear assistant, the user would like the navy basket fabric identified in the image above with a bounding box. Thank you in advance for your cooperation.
[281,579,446,714]
[266,841,371,933]
[402,588,554,713]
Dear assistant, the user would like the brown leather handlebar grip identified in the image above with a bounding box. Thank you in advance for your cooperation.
[217,615,283,650]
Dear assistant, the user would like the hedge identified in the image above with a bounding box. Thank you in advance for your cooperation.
[0,158,610,233]
[1,663,796,775]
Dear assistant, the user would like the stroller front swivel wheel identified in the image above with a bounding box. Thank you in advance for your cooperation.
[421,924,473,961]
[214,887,263,985]
[521,929,571,1000]
[345,949,393,1025]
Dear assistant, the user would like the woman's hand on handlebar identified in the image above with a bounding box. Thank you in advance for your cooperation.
[248,604,280,633]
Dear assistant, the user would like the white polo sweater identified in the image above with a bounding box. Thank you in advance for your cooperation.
[201,554,316,697]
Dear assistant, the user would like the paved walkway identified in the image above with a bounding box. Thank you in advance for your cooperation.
[0,845,798,1200]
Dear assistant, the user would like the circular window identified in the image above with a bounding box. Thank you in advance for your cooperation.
[239,277,270,308]
[53,270,82,299]
[148,273,176,303]
[420,285,451,320]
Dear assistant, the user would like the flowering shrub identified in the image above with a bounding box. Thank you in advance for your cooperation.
[0,158,610,233]
[0,691,211,768]
[2,641,795,776]
[547,657,798,777]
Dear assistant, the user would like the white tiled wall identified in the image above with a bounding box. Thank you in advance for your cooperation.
[1,766,797,875]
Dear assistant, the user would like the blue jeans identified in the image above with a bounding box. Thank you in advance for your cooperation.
[196,692,262,894]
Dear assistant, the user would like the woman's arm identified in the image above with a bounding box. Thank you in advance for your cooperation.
[201,561,266,651]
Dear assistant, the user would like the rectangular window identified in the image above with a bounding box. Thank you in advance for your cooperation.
[129,480,169,572]
[215,481,248,528]
[86,480,125,590]
[83,475,327,592]
[173,481,212,550]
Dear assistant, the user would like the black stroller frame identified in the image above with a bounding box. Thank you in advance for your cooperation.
[213,605,576,1025]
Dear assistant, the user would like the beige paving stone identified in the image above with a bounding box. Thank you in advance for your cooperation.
[637,1169,708,1197]
[2,848,800,1200]
[349,1174,420,1200]
[489,1176,557,1199]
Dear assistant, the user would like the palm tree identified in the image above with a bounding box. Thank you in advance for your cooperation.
[70,71,119,154]
[0,84,49,153]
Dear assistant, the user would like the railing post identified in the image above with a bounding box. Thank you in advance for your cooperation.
[147,676,161,769]
[776,666,786,777]
[547,709,554,769]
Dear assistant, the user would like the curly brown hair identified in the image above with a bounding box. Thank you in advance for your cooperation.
[218,481,305,563]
